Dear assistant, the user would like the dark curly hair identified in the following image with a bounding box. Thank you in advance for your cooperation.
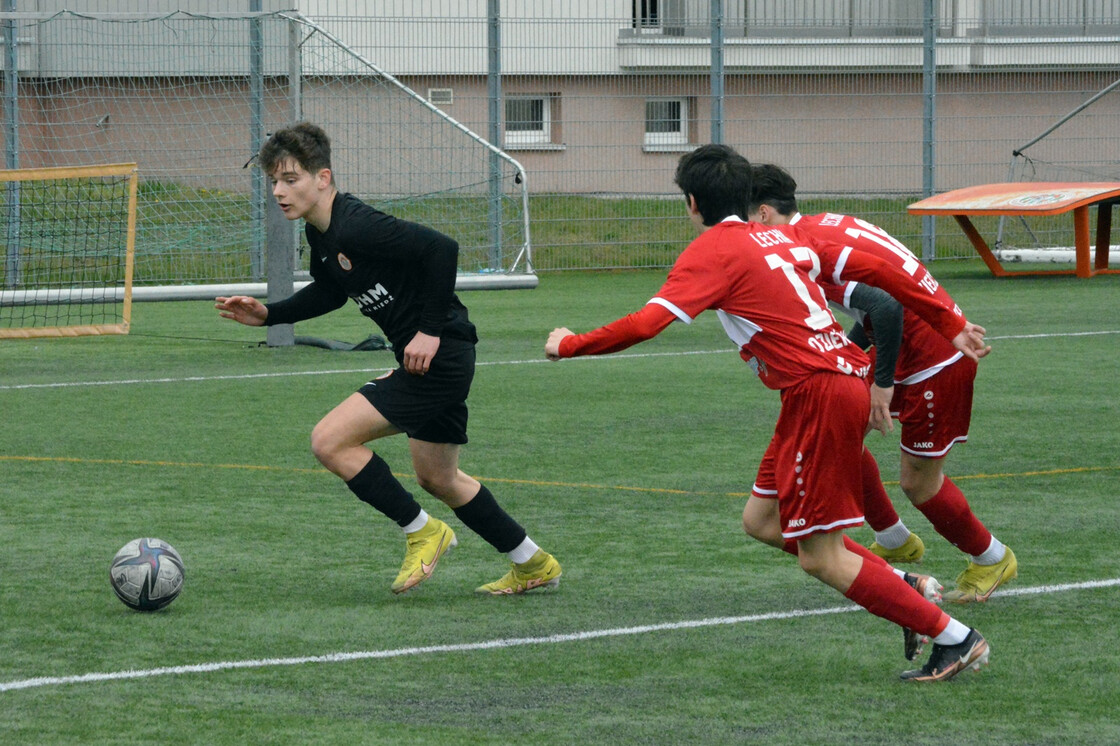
[258,121,332,180]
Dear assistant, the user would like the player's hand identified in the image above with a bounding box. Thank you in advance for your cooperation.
[215,295,267,326]
[403,331,440,376]
[952,321,991,361]
[546,327,574,360]
[868,383,894,436]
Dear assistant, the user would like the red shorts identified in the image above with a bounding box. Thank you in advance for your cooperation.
[892,357,976,458]
[751,373,868,540]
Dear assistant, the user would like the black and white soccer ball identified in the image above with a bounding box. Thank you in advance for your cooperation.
[109,538,185,611]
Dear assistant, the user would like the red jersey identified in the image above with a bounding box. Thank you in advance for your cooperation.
[559,217,966,391]
[793,212,963,383]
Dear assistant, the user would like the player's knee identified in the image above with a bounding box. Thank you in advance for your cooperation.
[796,551,819,575]
[309,423,340,468]
[900,451,944,489]
[795,550,829,580]
[742,500,782,547]
[900,468,941,504]
[741,508,764,539]
[414,469,451,498]
[413,471,438,494]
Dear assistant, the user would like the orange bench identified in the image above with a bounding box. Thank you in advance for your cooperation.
[908,182,1120,278]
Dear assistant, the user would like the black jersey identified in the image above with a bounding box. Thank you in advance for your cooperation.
[266,192,478,351]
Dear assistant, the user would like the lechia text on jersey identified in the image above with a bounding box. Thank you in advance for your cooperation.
[749,228,795,248]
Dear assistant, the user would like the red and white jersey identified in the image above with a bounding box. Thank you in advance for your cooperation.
[559,217,967,391]
[793,212,963,384]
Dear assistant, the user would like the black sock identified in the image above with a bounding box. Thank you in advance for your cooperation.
[453,484,527,553]
[346,453,423,528]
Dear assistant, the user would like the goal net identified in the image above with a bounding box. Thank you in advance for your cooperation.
[996,77,1120,264]
[0,163,138,338]
[0,9,533,301]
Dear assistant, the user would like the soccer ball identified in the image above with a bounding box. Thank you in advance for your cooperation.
[109,538,185,611]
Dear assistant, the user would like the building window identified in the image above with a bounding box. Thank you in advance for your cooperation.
[644,98,688,149]
[505,95,552,146]
[428,88,453,106]
[633,0,660,30]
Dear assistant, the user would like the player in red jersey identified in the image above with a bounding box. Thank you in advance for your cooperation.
[745,163,1017,605]
[545,144,991,682]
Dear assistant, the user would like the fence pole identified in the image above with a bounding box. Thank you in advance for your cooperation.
[2,0,15,171]
[249,0,265,280]
[3,0,20,288]
[921,0,937,260]
[287,14,303,270]
[264,178,295,347]
[709,0,724,144]
[487,0,503,270]
[259,4,293,347]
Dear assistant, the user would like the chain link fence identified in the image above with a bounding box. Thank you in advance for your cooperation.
[3,0,1118,287]
[2,4,531,296]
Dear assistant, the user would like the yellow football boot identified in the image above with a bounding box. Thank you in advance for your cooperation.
[869,532,925,564]
[391,517,457,594]
[944,546,1018,604]
[475,549,561,595]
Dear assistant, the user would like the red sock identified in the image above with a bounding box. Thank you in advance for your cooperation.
[861,447,900,531]
[916,477,991,556]
[844,558,949,637]
[782,535,889,568]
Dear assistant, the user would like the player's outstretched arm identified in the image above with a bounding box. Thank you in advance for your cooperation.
[215,295,267,327]
[545,305,678,360]
[546,327,574,360]
[824,244,980,353]
[953,321,991,361]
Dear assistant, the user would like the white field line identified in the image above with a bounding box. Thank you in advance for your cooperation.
[2,329,1118,392]
[0,349,719,391]
[1,577,1116,694]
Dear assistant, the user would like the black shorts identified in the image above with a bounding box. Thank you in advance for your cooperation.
[358,340,475,444]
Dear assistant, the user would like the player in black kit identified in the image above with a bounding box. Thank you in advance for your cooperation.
[217,122,560,595]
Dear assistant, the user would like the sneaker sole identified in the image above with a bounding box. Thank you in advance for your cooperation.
[477,574,561,596]
[524,576,561,592]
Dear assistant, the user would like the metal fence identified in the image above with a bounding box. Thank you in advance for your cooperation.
[2,0,1119,286]
[1,5,532,295]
